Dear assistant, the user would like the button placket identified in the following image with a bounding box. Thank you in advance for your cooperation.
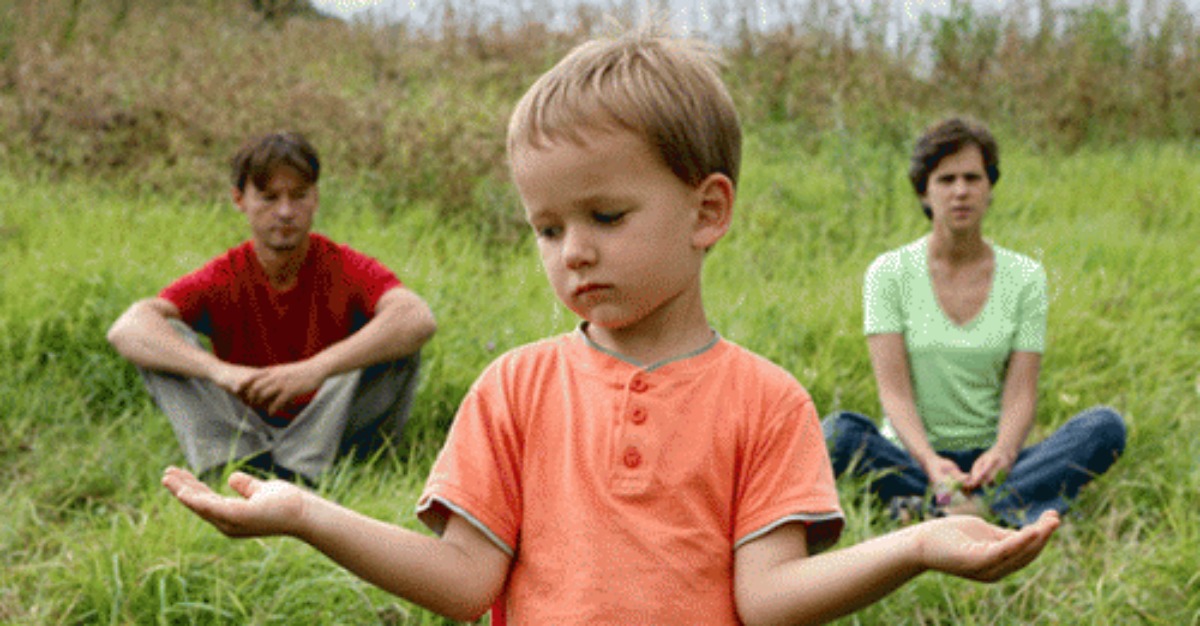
[613,372,652,484]
[622,446,642,468]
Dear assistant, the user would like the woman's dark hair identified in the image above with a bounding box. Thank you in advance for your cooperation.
[908,118,1000,219]
[230,131,320,192]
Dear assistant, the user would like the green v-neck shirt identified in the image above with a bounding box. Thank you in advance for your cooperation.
[863,236,1048,450]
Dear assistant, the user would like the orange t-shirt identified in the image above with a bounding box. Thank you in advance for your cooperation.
[417,331,843,625]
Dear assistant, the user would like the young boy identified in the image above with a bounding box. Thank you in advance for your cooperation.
[163,31,1059,625]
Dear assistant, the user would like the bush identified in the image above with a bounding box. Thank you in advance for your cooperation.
[2,0,1198,245]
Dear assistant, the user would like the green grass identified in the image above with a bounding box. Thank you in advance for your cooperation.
[2,136,1198,624]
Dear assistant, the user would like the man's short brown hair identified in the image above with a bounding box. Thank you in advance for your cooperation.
[230,131,320,192]
[507,28,741,188]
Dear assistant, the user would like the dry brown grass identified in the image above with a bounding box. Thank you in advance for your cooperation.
[1,0,1197,237]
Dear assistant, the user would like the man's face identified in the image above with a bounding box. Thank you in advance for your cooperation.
[233,166,318,253]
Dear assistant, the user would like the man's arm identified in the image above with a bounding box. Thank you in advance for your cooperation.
[733,513,1059,626]
[310,286,436,376]
[162,466,510,622]
[241,287,438,414]
[107,297,257,393]
[867,333,967,486]
[966,351,1040,490]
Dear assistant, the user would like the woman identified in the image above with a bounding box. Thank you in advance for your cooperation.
[824,118,1125,527]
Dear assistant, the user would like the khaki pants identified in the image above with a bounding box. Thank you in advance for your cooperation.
[140,322,421,481]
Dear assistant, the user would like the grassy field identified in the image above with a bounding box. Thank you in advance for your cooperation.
[1,134,1197,624]
[2,0,1199,623]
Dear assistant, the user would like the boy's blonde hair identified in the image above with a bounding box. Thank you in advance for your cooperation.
[507,29,741,188]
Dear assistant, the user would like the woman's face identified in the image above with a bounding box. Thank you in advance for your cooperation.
[921,144,992,235]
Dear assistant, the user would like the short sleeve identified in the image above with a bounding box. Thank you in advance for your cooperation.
[159,260,225,334]
[1013,264,1048,353]
[863,252,904,335]
[733,385,843,553]
[417,360,523,555]
[338,244,403,315]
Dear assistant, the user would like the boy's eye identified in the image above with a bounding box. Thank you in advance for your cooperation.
[593,211,625,225]
[535,225,562,239]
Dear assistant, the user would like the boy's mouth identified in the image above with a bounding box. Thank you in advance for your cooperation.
[573,283,610,297]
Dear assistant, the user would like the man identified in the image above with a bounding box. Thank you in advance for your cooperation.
[109,131,436,482]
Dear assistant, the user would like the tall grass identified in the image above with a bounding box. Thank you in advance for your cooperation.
[2,0,1199,239]
[3,136,1198,623]
[2,1,1199,624]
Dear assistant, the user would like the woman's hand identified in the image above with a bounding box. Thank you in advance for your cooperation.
[922,454,969,490]
[965,447,1017,491]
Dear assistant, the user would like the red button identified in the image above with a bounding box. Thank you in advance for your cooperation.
[629,378,649,393]
[623,447,642,468]
[630,407,647,424]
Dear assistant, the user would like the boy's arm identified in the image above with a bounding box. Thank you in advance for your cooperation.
[733,512,1059,626]
[162,467,510,622]
[867,333,967,486]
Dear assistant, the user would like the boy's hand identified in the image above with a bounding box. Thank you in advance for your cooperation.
[916,510,1059,582]
[162,466,308,538]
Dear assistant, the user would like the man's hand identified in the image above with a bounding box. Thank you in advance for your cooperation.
[210,362,262,399]
[916,510,1059,582]
[162,466,308,538]
[964,446,1016,491]
[241,361,328,415]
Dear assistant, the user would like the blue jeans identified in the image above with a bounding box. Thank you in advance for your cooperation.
[822,406,1126,527]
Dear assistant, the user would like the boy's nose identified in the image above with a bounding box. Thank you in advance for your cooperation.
[563,230,596,269]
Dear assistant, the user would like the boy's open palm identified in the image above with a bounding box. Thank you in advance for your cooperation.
[919,511,1060,582]
[162,467,306,538]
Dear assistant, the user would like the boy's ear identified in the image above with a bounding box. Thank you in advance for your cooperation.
[692,173,735,250]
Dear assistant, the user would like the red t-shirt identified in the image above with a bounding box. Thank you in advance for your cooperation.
[160,232,402,417]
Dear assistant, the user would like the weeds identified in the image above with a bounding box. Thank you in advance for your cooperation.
[3,0,1199,243]
[1,2,1198,624]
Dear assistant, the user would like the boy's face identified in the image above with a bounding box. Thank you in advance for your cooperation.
[511,127,729,334]
[233,166,318,254]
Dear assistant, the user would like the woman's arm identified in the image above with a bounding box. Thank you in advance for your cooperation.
[966,351,1040,489]
[867,333,967,486]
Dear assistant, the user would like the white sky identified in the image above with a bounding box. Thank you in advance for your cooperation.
[310,0,972,21]
[310,0,1200,25]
